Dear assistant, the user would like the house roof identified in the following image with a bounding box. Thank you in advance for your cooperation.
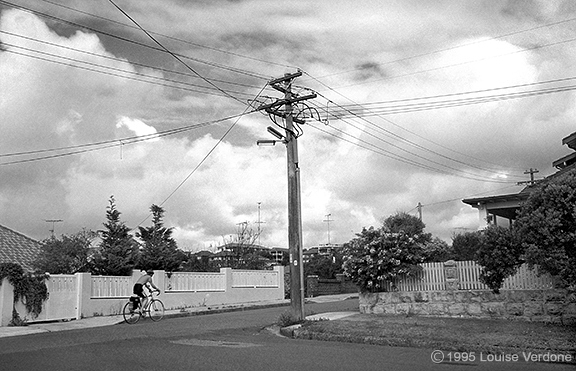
[0,224,42,272]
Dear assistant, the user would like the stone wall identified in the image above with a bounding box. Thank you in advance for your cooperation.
[359,289,576,324]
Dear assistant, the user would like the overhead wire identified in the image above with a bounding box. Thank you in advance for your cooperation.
[306,120,514,184]
[103,0,274,225]
[302,71,528,178]
[36,0,297,71]
[302,89,526,180]
[0,0,271,81]
[0,30,265,90]
[2,44,258,99]
[0,110,261,165]
[307,15,576,88]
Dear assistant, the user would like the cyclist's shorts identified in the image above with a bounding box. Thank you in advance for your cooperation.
[133,283,145,298]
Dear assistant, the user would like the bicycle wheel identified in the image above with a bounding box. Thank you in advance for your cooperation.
[123,301,140,324]
[148,299,165,321]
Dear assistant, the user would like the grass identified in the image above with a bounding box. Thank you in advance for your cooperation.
[293,313,576,355]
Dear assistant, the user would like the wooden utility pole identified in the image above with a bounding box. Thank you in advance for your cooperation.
[323,213,333,245]
[517,168,540,186]
[261,71,315,321]
[45,219,63,237]
[417,202,422,221]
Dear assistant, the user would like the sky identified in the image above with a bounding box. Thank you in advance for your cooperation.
[1,0,576,252]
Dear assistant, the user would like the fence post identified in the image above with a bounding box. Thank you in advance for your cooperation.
[75,272,92,320]
[444,260,459,291]
[0,278,14,326]
[154,270,166,293]
[274,265,285,298]
[307,275,319,297]
[220,267,232,292]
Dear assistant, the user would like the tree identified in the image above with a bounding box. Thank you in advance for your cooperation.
[342,219,427,292]
[34,229,95,274]
[382,212,430,243]
[305,255,342,279]
[514,168,576,288]
[423,237,453,262]
[91,196,139,276]
[475,225,523,293]
[451,231,482,261]
[137,204,185,272]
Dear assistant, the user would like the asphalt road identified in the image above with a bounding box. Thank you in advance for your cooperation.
[0,299,573,371]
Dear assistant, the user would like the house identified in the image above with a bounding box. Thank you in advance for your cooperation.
[303,243,343,263]
[0,224,42,272]
[462,131,576,229]
[269,247,288,264]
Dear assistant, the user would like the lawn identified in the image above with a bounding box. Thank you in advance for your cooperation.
[294,313,576,355]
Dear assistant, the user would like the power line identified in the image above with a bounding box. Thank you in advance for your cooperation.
[36,0,296,71]
[306,122,514,184]
[2,44,258,99]
[0,0,271,81]
[139,85,269,225]
[308,15,576,88]
[303,72,527,176]
[0,110,259,165]
[0,30,267,90]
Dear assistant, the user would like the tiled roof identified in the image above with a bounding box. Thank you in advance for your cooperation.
[0,224,42,272]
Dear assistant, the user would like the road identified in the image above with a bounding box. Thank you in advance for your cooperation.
[0,299,573,371]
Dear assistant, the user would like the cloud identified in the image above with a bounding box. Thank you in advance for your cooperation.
[1,2,576,253]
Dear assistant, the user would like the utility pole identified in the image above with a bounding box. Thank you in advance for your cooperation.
[255,202,265,246]
[417,202,422,221]
[45,219,63,237]
[517,168,540,186]
[323,213,333,245]
[257,71,316,321]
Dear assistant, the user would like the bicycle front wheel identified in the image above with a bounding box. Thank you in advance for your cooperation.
[148,299,165,321]
[122,301,140,324]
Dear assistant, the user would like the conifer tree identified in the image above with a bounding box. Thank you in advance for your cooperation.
[91,196,139,276]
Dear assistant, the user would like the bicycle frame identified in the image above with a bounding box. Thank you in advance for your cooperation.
[123,290,164,324]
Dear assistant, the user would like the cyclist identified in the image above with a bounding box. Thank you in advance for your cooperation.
[132,269,160,310]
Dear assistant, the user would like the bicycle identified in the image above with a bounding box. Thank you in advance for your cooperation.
[123,290,165,324]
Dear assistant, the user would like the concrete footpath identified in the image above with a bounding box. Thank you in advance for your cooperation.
[0,293,358,338]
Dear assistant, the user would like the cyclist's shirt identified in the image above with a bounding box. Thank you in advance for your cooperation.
[133,274,154,298]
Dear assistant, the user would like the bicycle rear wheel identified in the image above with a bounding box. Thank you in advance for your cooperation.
[123,301,140,324]
[148,299,165,321]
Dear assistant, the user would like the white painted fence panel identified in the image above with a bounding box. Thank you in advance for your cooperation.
[232,270,279,288]
[27,275,77,322]
[166,272,226,292]
[91,276,132,298]
[391,262,445,291]
[388,261,555,292]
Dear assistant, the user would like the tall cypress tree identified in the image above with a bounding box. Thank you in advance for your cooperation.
[91,196,139,276]
[137,204,184,272]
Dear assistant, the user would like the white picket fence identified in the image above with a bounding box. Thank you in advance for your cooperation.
[232,270,280,288]
[1,266,284,326]
[387,261,554,292]
[91,276,132,297]
[165,272,226,292]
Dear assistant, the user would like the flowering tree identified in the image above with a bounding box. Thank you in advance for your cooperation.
[342,217,428,292]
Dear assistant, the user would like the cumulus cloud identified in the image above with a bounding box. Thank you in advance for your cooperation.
[1,1,576,251]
